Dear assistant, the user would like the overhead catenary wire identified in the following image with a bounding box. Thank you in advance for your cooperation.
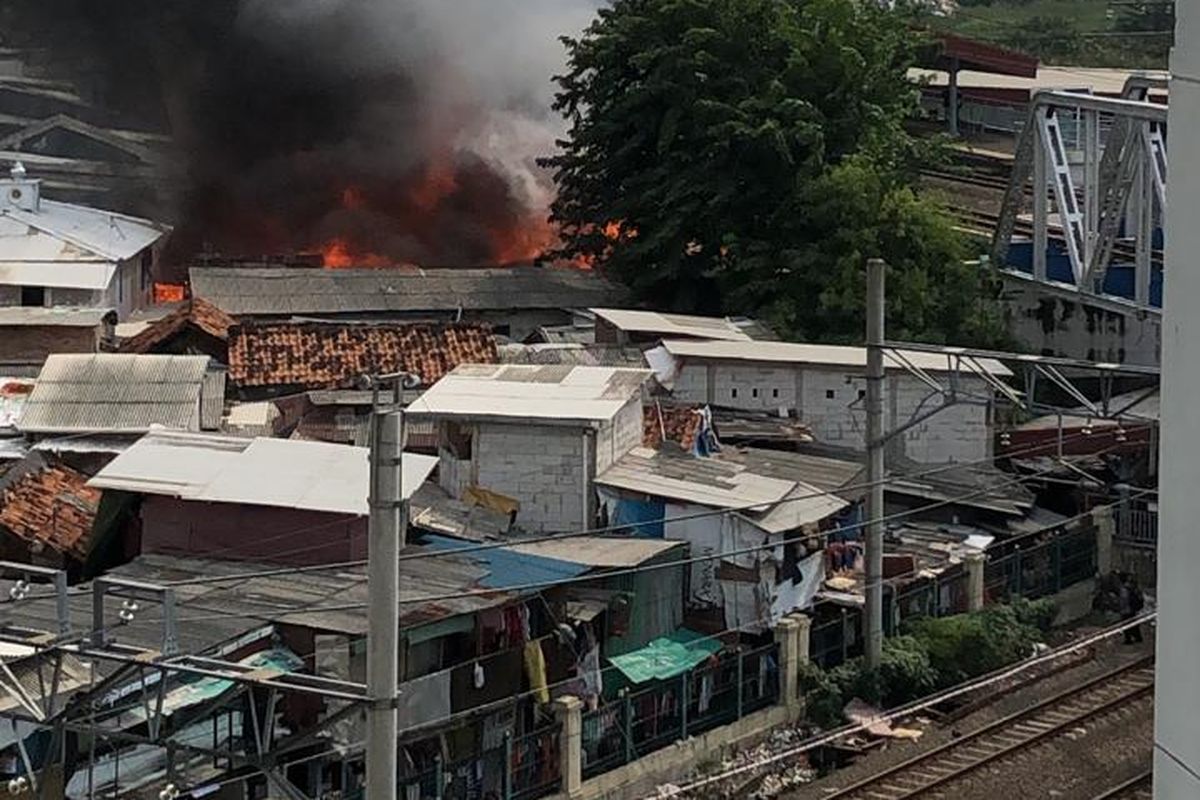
[165,463,1153,628]
[155,421,1154,589]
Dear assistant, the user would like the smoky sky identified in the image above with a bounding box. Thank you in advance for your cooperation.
[2,0,600,265]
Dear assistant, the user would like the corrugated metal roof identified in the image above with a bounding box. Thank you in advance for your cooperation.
[88,430,437,515]
[200,370,226,431]
[189,266,625,316]
[18,353,212,434]
[722,447,865,499]
[660,340,1012,377]
[0,261,116,289]
[0,197,168,263]
[1,551,517,656]
[596,446,794,509]
[591,308,752,342]
[0,306,113,327]
[423,534,590,589]
[746,483,849,534]
[407,364,650,424]
[505,536,685,568]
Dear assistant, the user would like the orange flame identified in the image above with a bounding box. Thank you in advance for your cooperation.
[154,283,187,303]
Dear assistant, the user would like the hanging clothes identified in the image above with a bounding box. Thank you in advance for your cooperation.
[697,673,714,714]
[524,640,550,704]
[580,644,603,702]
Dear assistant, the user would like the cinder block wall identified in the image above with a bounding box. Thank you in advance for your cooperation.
[670,358,993,463]
[476,422,587,532]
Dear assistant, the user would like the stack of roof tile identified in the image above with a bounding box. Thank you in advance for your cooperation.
[228,322,498,390]
[0,465,101,559]
[643,404,703,452]
[120,299,236,354]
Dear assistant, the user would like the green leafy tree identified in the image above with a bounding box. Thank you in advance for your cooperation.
[545,0,1003,344]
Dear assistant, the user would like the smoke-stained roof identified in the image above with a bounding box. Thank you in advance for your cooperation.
[189,266,626,316]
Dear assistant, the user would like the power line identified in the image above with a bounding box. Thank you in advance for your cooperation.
[166,458,1149,628]
[157,421,1151,589]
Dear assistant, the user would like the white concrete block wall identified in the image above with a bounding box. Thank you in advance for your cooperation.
[474,422,587,532]
[671,364,711,404]
[596,397,644,474]
[711,365,797,412]
[668,357,994,464]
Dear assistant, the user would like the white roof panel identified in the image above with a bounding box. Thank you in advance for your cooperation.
[0,261,116,290]
[1,198,168,263]
[597,447,795,509]
[407,364,650,424]
[89,431,437,516]
[660,340,1012,377]
[591,308,752,342]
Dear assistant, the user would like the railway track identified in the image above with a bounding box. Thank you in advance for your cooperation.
[1090,770,1152,800]
[821,657,1155,800]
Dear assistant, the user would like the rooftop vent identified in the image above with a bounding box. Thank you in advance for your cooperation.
[2,162,40,212]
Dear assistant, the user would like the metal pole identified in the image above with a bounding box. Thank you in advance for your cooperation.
[865,258,886,670]
[366,380,404,800]
[948,58,960,137]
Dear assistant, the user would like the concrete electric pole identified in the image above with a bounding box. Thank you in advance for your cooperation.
[864,258,886,670]
[366,377,408,800]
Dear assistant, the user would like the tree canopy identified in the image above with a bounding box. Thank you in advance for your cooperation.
[544,0,1003,345]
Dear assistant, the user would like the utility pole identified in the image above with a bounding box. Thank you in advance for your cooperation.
[864,258,886,670]
[366,377,406,800]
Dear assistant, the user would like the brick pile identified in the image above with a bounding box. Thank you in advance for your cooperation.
[643,404,702,451]
[0,465,101,559]
[228,322,498,390]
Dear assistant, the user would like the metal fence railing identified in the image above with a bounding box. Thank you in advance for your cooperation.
[388,724,561,800]
[1116,509,1158,549]
[984,527,1097,604]
[580,643,780,779]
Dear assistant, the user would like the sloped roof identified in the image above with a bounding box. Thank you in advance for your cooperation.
[0,461,100,558]
[597,446,794,509]
[597,446,847,532]
[0,197,168,263]
[88,430,437,516]
[227,322,497,390]
[0,307,114,327]
[118,299,235,354]
[659,340,1012,377]
[18,354,215,434]
[591,308,753,342]
[408,364,650,424]
[189,266,625,316]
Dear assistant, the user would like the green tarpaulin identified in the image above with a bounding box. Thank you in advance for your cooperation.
[608,628,722,684]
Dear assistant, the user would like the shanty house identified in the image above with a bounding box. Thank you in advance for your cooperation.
[651,340,1012,463]
[0,164,170,319]
[87,430,438,566]
[189,266,626,341]
[407,364,650,532]
[16,353,226,437]
[595,446,848,633]
[0,307,115,365]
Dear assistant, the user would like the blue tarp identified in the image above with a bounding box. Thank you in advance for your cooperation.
[611,498,666,539]
[423,534,590,589]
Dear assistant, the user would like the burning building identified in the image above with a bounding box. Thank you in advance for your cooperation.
[2,0,601,273]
